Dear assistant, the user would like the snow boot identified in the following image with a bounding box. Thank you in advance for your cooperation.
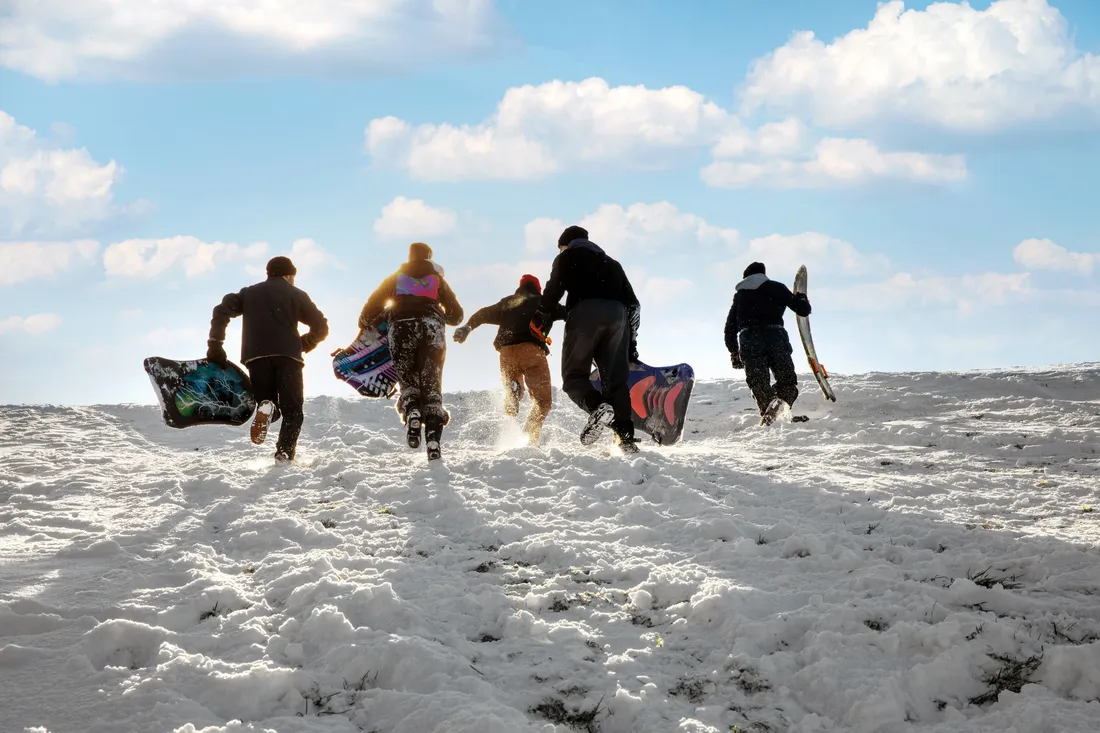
[424,418,443,461]
[405,408,422,449]
[760,398,785,426]
[251,400,275,445]
[580,402,615,445]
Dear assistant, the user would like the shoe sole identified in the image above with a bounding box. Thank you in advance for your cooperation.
[580,406,614,445]
[251,401,275,445]
[406,411,422,449]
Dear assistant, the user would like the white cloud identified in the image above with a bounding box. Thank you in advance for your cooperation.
[0,313,61,335]
[738,232,891,277]
[0,0,499,82]
[740,0,1100,131]
[822,271,1032,313]
[1013,238,1097,275]
[0,111,131,237]
[102,236,268,279]
[366,77,734,181]
[524,201,741,257]
[373,196,459,240]
[0,240,100,286]
[703,137,968,189]
[637,276,696,308]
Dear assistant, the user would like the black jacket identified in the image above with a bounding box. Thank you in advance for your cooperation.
[723,274,811,353]
[540,239,639,315]
[466,283,567,352]
[358,259,464,329]
[210,276,329,364]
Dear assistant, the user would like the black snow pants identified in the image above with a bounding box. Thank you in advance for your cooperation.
[390,316,448,431]
[247,355,305,458]
[739,326,799,414]
[561,298,634,440]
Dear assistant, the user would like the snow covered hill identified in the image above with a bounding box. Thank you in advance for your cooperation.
[2,366,1099,733]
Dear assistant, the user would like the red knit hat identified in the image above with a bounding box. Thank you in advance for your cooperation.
[519,274,541,292]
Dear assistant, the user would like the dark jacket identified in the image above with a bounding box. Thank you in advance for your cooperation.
[358,259,463,329]
[210,276,329,364]
[466,282,567,353]
[723,274,811,353]
[540,239,639,315]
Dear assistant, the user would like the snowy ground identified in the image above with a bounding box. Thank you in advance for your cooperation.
[2,365,1099,733]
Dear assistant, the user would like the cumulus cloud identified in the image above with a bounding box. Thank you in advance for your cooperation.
[0,0,500,82]
[366,77,968,187]
[1013,238,1097,275]
[366,77,734,181]
[0,111,134,237]
[740,0,1100,131]
[0,240,100,286]
[102,236,267,279]
[738,232,891,277]
[373,196,459,240]
[822,271,1032,313]
[524,201,741,256]
[0,313,61,335]
[703,137,968,189]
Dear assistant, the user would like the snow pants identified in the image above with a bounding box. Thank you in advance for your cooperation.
[247,355,305,458]
[390,317,448,431]
[560,298,634,440]
[739,326,799,414]
[499,342,553,442]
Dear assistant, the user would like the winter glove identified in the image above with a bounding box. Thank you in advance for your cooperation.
[207,339,228,366]
[730,351,744,370]
[300,334,318,354]
[453,325,471,344]
[628,339,639,364]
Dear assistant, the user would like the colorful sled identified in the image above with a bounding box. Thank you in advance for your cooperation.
[793,265,836,402]
[590,361,695,445]
[332,321,400,398]
[143,357,257,429]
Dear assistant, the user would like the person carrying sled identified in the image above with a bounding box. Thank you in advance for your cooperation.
[207,255,329,462]
[352,242,463,459]
[533,225,641,453]
[452,274,566,444]
[723,261,811,425]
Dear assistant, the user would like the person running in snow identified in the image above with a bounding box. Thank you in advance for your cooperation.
[534,225,641,453]
[723,261,811,425]
[351,242,463,459]
[207,255,329,462]
[452,274,566,445]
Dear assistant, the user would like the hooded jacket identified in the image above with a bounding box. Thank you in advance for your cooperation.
[465,282,567,353]
[540,238,639,315]
[357,259,464,330]
[209,276,329,365]
[723,273,811,353]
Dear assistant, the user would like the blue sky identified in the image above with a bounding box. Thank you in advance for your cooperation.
[1,0,1098,405]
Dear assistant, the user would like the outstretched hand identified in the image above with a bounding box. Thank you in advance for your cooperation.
[453,325,471,344]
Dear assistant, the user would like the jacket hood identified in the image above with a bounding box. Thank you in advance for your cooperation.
[736,273,770,291]
[400,259,445,278]
[564,238,606,255]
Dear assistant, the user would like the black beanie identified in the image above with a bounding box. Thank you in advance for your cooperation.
[266,256,297,278]
[408,242,433,262]
[743,261,766,278]
[558,225,588,248]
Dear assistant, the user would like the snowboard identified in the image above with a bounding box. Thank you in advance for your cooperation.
[590,361,695,445]
[143,357,257,429]
[793,265,837,402]
[332,321,399,398]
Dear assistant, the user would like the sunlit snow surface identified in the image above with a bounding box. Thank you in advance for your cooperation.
[2,366,1098,733]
